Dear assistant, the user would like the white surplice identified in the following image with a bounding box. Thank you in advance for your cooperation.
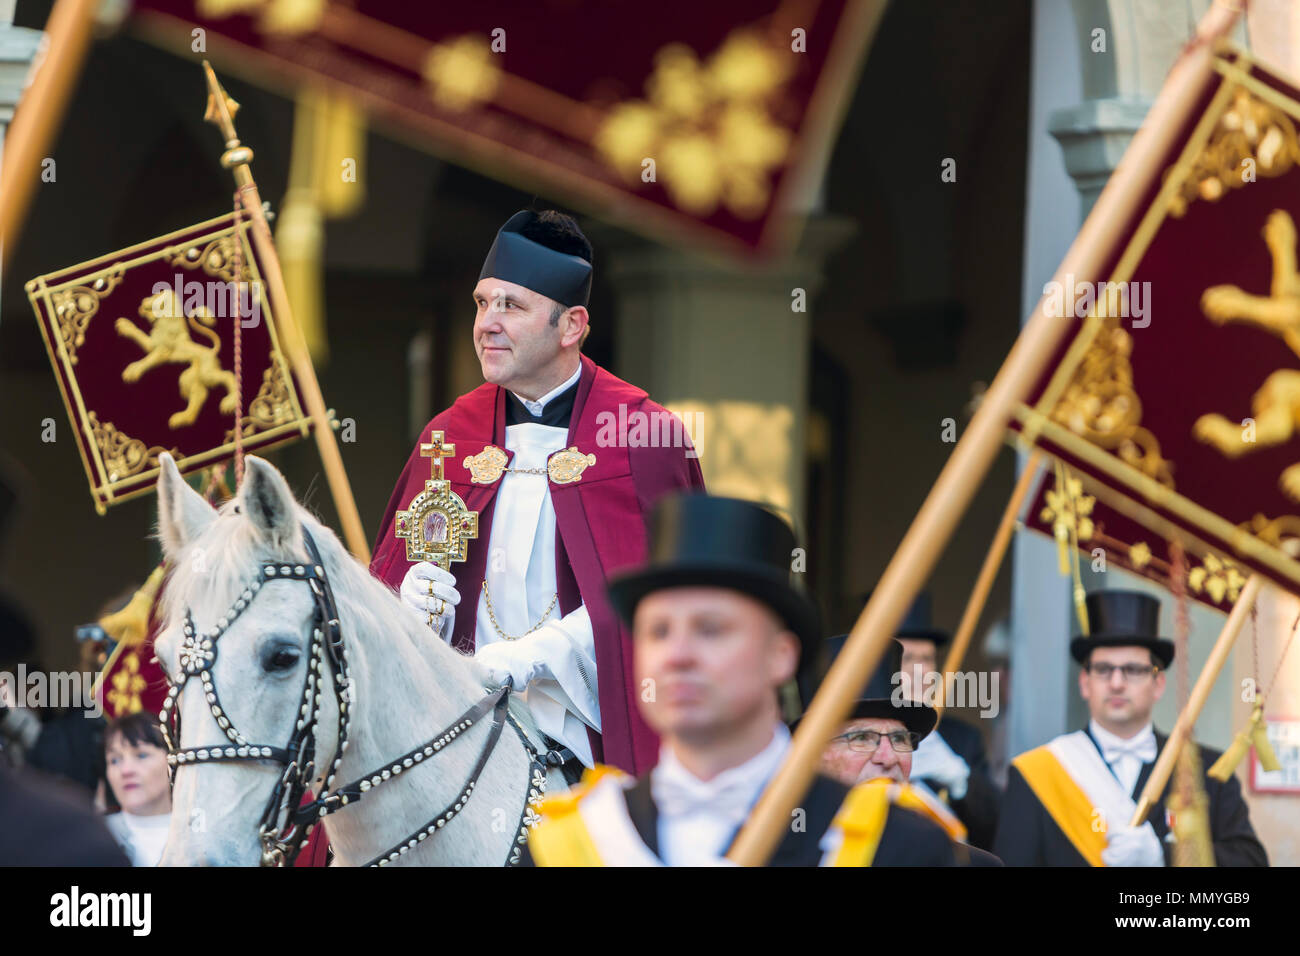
[468,367,600,766]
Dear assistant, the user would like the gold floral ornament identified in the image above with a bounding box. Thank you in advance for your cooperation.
[1052,316,1174,487]
[1041,475,1096,548]
[1129,541,1153,570]
[88,412,178,482]
[107,652,147,716]
[423,35,502,112]
[1170,87,1300,218]
[47,267,124,365]
[1187,552,1247,604]
[594,29,794,219]
[196,0,325,34]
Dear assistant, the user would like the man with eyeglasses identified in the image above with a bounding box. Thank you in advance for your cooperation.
[994,590,1267,867]
[813,634,1001,865]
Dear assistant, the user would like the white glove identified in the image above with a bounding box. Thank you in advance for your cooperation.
[474,639,546,690]
[909,738,971,800]
[1101,822,1165,867]
[399,562,460,641]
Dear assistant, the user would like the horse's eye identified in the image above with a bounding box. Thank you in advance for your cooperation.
[263,646,300,673]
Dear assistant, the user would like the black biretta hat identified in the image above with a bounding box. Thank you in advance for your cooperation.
[479,210,593,308]
[1069,589,1175,669]
[606,493,822,671]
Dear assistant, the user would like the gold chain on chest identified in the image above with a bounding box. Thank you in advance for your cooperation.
[482,580,559,640]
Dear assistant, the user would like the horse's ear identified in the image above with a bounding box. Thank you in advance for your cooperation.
[239,455,300,553]
[156,452,217,558]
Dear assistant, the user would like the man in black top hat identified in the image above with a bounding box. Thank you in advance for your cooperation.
[994,589,1267,867]
[811,635,1001,866]
[891,593,1002,850]
[522,493,955,866]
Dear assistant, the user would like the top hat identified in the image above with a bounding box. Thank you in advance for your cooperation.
[606,493,822,671]
[797,635,937,739]
[894,591,951,646]
[1069,590,1175,669]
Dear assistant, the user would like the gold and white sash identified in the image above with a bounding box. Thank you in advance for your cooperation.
[1012,731,1134,866]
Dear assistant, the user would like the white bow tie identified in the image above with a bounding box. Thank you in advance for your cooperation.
[652,769,755,825]
[1103,736,1157,765]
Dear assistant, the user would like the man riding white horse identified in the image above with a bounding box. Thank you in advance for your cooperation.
[370,209,705,780]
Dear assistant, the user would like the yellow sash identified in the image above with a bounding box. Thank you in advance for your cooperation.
[824,779,892,867]
[1012,747,1108,867]
[526,766,625,867]
[890,781,968,843]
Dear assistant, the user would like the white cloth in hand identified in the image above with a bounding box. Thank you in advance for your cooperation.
[1101,822,1165,867]
[399,561,460,641]
[909,730,971,800]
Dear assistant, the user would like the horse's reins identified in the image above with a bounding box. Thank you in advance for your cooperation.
[160,523,541,866]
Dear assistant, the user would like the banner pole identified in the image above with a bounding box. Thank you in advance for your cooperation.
[725,1,1242,866]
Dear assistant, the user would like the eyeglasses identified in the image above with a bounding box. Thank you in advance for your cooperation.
[830,729,921,754]
[1086,662,1159,681]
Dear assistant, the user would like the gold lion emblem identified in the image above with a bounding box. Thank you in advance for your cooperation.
[115,288,239,429]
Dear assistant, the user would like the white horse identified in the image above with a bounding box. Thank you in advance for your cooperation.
[153,451,560,866]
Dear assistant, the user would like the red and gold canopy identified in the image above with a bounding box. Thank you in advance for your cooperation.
[128,0,879,256]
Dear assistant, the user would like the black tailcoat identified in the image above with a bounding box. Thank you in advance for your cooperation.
[992,728,1267,867]
[920,716,1002,851]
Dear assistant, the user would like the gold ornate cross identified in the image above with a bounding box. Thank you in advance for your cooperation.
[420,432,455,481]
[394,430,479,569]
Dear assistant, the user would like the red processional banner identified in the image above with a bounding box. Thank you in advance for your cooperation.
[128,0,880,256]
[1014,43,1300,606]
[27,213,320,513]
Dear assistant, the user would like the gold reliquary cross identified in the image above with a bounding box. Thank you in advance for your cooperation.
[393,430,479,569]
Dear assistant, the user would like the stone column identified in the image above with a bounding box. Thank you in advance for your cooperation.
[598,215,854,531]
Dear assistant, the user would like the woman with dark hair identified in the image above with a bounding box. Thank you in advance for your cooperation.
[103,711,171,866]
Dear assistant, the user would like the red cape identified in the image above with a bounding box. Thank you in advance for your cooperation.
[370,354,705,774]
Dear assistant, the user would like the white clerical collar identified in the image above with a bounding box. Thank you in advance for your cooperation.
[1089,718,1154,752]
[510,364,581,418]
[655,722,791,802]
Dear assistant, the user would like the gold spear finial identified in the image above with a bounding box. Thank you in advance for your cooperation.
[201,60,254,168]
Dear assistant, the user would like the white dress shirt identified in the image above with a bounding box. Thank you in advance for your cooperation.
[510,364,581,418]
[472,363,599,766]
[652,723,791,866]
[1089,719,1157,796]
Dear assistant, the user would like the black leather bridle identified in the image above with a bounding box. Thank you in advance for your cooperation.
[160,524,549,866]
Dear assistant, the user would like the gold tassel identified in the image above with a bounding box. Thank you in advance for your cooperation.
[98,565,166,648]
[1170,740,1215,867]
[1252,712,1281,772]
[276,87,366,367]
[1208,704,1280,780]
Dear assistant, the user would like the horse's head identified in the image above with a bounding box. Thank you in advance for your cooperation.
[153,452,343,866]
